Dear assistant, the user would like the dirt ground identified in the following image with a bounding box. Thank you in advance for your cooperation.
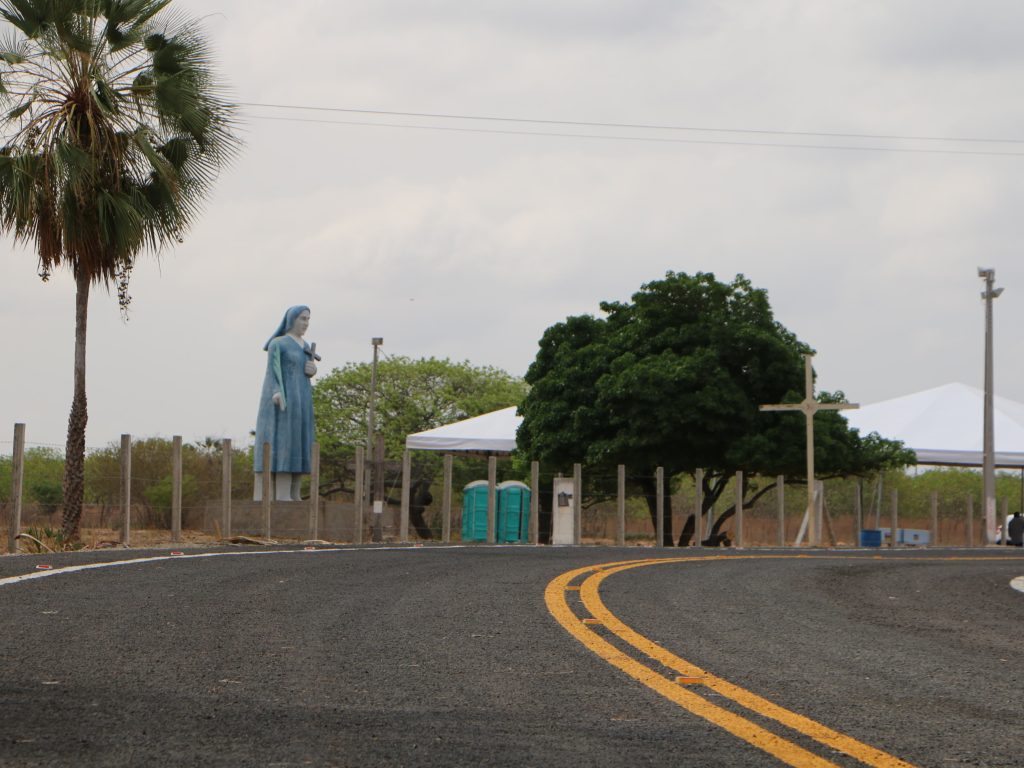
[5,527,321,555]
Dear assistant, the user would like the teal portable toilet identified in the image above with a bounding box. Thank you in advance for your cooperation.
[461,480,490,542]
[497,481,531,543]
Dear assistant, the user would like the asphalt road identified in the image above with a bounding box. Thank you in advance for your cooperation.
[0,546,1021,767]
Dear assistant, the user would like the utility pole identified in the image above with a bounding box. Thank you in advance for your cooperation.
[368,337,383,542]
[979,268,1002,545]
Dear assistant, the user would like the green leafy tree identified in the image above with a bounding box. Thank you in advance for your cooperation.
[518,271,914,545]
[313,356,528,537]
[0,0,239,540]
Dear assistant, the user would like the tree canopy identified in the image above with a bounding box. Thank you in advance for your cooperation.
[517,271,914,545]
[314,356,527,463]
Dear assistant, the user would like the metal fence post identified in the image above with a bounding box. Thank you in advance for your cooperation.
[120,434,132,546]
[8,423,25,553]
[171,435,182,542]
[655,466,664,547]
[221,438,232,540]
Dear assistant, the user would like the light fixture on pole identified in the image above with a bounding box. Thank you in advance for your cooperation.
[368,337,383,542]
[979,268,1002,545]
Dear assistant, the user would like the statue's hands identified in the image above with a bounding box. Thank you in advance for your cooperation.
[272,392,285,411]
[304,361,317,377]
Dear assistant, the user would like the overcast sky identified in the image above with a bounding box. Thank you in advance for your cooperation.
[3,0,1024,451]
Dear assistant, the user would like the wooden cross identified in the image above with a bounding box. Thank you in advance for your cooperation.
[759,354,858,547]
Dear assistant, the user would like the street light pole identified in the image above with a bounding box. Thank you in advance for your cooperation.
[368,337,383,542]
[979,268,1002,545]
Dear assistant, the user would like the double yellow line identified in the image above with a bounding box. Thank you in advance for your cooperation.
[545,557,918,767]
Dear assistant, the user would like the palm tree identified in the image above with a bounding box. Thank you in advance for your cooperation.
[0,0,239,540]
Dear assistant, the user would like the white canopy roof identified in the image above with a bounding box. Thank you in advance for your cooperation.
[844,382,1024,468]
[404,383,1024,468]
[405,406,522,453]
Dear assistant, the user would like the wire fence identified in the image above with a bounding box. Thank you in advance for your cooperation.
[3,426,1022,548]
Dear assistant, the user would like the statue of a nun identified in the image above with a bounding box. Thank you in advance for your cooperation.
[254,305,319,501]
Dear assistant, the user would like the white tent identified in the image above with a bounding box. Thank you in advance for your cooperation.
[403,383,1024,468]
[843,382,1024,468]
[405,407,522,454]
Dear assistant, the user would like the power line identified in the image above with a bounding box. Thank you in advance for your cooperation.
[245,114,1024,158]
[239,101,1024,147]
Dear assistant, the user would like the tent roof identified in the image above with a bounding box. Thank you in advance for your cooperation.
[405,406,522,454]
[843,382,1024,468]
[404,383,1024,468]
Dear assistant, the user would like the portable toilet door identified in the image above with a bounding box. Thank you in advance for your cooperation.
[496,481,531,543]
[461,480,490,542]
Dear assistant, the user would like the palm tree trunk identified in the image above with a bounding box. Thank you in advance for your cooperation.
[61,271,89,541]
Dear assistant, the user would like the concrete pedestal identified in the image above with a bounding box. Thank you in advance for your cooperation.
[253,473,302,501]
[551,476,575,545]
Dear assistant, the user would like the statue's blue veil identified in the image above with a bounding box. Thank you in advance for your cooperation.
[264,305,310,350]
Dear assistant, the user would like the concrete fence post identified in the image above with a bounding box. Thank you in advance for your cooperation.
[309,442,320,540]
[442,454,453,544]
[529,460,539,545]
[221,438,232,540]
[261,442,271,540]
[735,471,744,548]
[573,463,582,546]
[930,491,939,546]
[777,475,786,547]
[120,434,132,546]
[616,464,626,546]
[487,456,497,544]
[8,423,25,553]
[1002,497,1010,545]
[655,466,665,548]
[966,495,974,547]
[890,488,898,549]
[854,479,863,547]
[400,450,411,543]
[171,435,182,543]
[695,469,704,546]
[353,446,365,544]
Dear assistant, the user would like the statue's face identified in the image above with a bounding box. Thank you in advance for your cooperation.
[291,310,310,337]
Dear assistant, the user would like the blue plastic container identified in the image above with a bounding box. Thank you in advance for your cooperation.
[461,481,490,542]
[860,529,883,547]
[497,481,531,543]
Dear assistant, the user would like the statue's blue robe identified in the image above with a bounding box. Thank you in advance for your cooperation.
[253,336,314,473]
